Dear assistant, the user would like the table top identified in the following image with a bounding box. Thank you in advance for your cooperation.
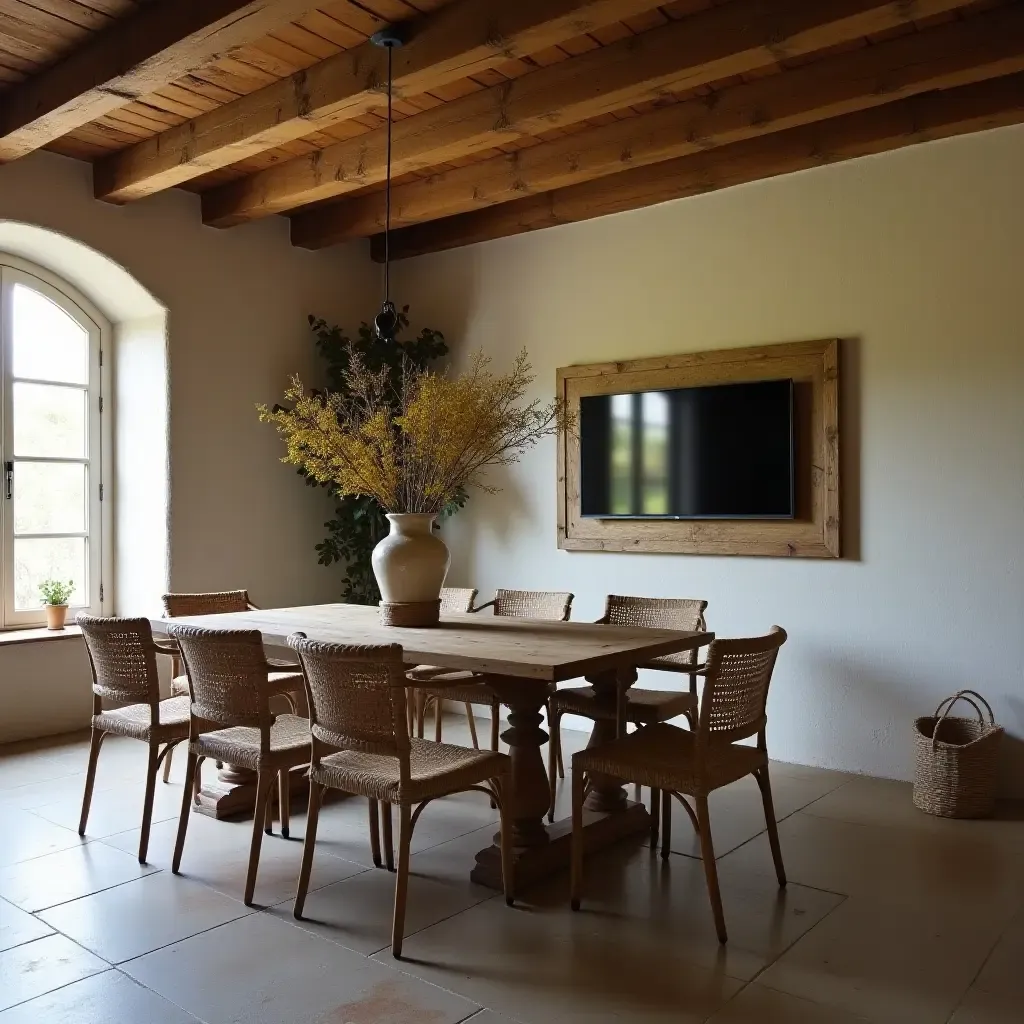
[150,603,712,682]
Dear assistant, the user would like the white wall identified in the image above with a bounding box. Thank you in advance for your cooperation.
[0,151,375,742]
[397,124,1024,793]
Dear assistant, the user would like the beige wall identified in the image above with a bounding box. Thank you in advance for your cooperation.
[0,151,374,742]
[396,124,1024,793]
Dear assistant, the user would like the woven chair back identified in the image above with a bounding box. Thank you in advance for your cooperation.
[440,587,477,614]
[288,635,409,760]
[162,591,250,617]
[698,627,787,747]
[77,615,161,705]
[604,595,708,668]
[167,624,270,729]
[493,589,573,621]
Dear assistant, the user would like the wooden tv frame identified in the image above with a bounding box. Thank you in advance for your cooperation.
[556,339,840,558]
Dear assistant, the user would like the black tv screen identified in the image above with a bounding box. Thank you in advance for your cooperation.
[579,379,795,519]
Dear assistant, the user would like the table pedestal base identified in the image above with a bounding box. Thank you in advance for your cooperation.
[471,800,650,891]
[193,764,309,821]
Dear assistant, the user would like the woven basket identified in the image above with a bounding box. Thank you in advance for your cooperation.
[379,600,441,628]
[913,690,1002,819]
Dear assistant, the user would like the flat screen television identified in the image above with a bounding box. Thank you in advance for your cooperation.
[579,378,795,519]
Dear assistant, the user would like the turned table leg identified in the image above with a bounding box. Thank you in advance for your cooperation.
[583,666,636,814]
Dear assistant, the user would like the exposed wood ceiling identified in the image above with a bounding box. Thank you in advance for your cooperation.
[0,0,1022,261]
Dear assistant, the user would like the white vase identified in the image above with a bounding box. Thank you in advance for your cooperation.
[371,513,450,605]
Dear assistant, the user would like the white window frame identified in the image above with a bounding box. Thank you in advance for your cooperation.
[0,256,112,629]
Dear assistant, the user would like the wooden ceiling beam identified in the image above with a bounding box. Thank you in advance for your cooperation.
[293,4,1024,247]
[205,0,977,227]
[0,0,323,162]
[366,73,1024,262]
[92,0,669,203]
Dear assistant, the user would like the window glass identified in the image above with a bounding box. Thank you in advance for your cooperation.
[12,283,89,385]
[14,537,86,610]
[13,462,87,534]
[12,382,87,458]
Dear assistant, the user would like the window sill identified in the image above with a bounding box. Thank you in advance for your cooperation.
[0,625,83,647]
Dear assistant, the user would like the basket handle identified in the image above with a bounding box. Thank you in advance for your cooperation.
[930,689,996,748]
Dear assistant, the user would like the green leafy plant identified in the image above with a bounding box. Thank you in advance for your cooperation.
[301,307,466,604]
[39,579,74,606]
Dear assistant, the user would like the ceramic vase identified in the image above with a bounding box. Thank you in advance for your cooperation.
[371,513,450,624]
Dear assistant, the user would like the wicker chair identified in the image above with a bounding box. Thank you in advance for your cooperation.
[547,595,709,827]
[405,587,478,739]
[161,591,301,784]
[76,615,192,863]
[288,633,514,958]
[411,589,574,749]
[570,627,788,944]
[168,625,311,906]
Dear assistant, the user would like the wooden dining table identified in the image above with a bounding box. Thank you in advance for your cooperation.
[152,603,712,889]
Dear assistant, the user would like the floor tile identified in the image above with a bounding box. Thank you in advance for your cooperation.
[0,840,157,913]
[706,983,873,1023]
[0,807,86,867]
[276,827,496,956]
[100,811,369,907]
[0,754,81,792]
[0,934,108,1012]
[0,968,201,1023]
[719,810,1024,912]
[758,892,1009,1024]
[30,777,185,840]
[948,906,1024,1023]
[39,871,254,964]
[0,896,53,952]
[122,912,480,1024]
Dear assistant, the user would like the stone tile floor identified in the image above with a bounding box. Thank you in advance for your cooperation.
[1,717,1023,1023]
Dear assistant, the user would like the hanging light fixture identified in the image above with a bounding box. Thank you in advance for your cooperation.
[371,26,404,343]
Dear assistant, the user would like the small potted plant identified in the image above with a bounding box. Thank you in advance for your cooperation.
[39,579,74,630]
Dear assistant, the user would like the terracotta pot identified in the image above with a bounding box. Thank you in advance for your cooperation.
[371,513,450,605]
[45,604,68,630]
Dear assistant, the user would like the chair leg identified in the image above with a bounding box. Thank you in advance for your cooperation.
[368,799,383,868]
[570,767,585,911]
[465,703,479,749]
[264,785,274,836]
[497,779,515,907]
[660,789,672,860]
[406,694,415,737]
[391,803,413,959]
[416,694,426,739]
[550,707,564,780]
[382,801,395,872]
[278,768,291,839]
[245,771,275,906]
[547,716,558,824]
[162,744,174,783]
[695,794,727,943]
[78,728,104,836]
[138,743,161,864]
[435,696,443,742]
[294,782,323,919]
[172,752,199,874]
[755,767,787,888]
[490,700,500,752]
[193,756,205,804]
[649,786,661,847]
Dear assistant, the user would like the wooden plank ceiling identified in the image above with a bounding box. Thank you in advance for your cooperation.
[0,0,1022,260]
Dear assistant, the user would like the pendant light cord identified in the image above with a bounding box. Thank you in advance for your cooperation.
[384,42,393,305]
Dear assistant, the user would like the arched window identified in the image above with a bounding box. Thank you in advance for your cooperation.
[0,259,108,628]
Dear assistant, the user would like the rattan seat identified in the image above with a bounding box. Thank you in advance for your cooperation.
[168,624,312,906]
[316,738,507,804]
[193,713,310,772]
[95,696,192,742]
[413,589,573,750]
[289,634,515,959]
[77,615,192,864]
[547,595,707,830]
[570,627,789,945]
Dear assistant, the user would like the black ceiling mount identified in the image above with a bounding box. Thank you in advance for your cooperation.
[370,27,405,49]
